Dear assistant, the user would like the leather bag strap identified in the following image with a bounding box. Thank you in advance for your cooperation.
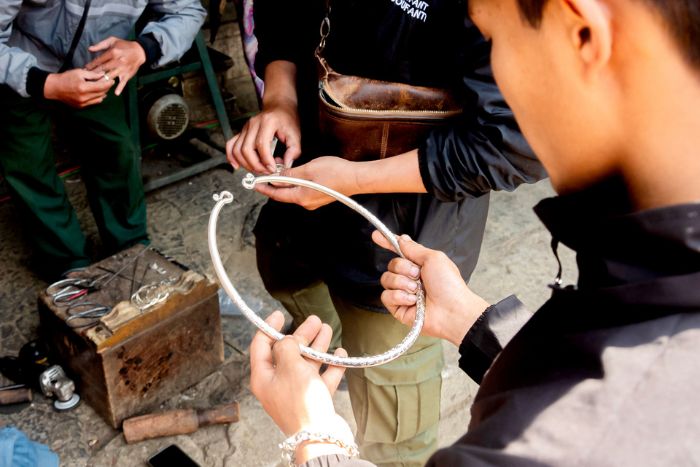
[315,0,333,78]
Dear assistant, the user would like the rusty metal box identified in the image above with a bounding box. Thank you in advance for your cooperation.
[38,245,224,428]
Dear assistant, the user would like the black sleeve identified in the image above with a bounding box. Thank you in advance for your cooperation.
[253,0,325,77]
[26,67,50,98]
[418,23,547,202]
[136,33,161,67]
[458,295,533,383]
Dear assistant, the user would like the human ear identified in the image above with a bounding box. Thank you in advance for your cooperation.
[559,0,612,74]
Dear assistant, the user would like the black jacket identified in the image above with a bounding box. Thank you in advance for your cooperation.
[308,180,700,466]
[253,0,545,309]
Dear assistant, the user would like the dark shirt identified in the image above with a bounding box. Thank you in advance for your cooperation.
[308,179,700,465]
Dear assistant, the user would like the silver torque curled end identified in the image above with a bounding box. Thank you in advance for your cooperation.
[213,191,234,203]
[242,174,256,190]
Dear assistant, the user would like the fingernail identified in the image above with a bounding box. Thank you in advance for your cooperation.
[407,280,418,292]
[405,292,418,304]
[267,164,276,173]
[401,234,412,241]
[410,266,420,278]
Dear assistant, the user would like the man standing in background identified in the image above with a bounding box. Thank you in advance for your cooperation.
[0,0,206,279]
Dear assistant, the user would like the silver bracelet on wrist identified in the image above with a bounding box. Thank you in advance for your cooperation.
[279,430,359,466]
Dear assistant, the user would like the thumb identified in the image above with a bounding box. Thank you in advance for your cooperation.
[372,231,433,266]
[396,234,434,267]
[282,145,301,168]
[272,336,304,370]
[280,165,300,177]
[278,129,301,168]
[250,311,286,373]
[89,36,116,52]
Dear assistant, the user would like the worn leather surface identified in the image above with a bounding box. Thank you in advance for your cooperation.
[324,70,462,112]
[318,58,462,161]
[319,96,455,160]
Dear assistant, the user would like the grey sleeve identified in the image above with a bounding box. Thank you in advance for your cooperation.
[141,0,207,68]
[458,295,533,383]
[418,24,546,202]
[0,1,38,97]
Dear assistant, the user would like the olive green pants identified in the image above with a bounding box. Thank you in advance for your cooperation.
[257,242,443,467]
[0,86,147,278]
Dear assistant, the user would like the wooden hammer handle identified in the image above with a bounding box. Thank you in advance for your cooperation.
[197,402,240,427]
[123,402,240,444]
[0,387,32,405]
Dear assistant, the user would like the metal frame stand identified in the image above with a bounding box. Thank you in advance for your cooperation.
[129,32,233,192]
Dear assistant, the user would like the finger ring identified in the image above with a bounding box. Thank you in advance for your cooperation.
[103,72,110,81]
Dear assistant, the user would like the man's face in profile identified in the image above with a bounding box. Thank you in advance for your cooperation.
[469,0,621,194]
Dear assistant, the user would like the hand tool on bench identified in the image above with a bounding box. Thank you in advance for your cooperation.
[65,302,111,329]
[46,274,110,305]
[122,402,240,443]
[45,245,152,306]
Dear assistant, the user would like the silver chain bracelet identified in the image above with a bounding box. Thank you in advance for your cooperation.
[279,430,359,466]
[207,173,425,368]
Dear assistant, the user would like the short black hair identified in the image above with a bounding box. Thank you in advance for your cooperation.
[516,0,700,68]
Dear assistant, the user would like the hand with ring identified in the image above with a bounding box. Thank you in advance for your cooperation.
[85,36,147,96]
[43,68,114,108]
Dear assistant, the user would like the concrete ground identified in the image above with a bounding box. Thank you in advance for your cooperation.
[0,166,575,466]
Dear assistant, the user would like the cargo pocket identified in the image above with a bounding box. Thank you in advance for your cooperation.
[353,341,444,444]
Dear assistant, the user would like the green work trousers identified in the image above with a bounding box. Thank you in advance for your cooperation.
[0,86,147,278]
[257,237,444,467]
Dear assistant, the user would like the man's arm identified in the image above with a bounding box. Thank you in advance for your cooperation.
[282,21,548,200]
[0,2,113,105]
[0,1,40,97]
[374,232,534,383]
[254,152,427,210]
[83,0,206,98]
[457,295,532,383]
[252,0,323,79]
[226,0,324,173]
[306,25,547,202]
[227,60,301,173]
[139,0,207,68]
[256,23,545,209]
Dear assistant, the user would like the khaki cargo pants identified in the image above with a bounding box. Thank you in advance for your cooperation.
[258,264,443,467]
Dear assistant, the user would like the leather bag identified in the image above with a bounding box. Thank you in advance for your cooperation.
[318,57,463,161]
[316,6,462,161]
